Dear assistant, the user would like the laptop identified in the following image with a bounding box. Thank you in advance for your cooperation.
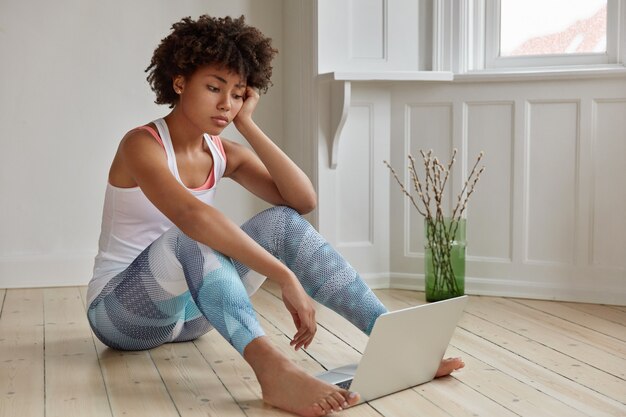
[316,295,468,402]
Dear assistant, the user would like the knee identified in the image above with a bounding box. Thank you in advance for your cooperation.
[267,205,299,219]
[267,205,310,229]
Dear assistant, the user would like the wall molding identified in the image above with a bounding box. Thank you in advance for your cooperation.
[362,273,626,306]
[523,100,581,265]
[336,102,376,246]
[0,254,93,288]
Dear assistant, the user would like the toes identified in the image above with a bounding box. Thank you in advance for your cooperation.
[449,357,465,370]
[313,402,328,416]
[325,395,342,411]
[435,357,465,377]
[345,391,360,406]
[330,391,347,408]
[316,398,333,414]
[336,388,359,405]
[316,390,356,414]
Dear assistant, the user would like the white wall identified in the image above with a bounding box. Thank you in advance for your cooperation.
[282,0,318,202]
[0,0,284,287]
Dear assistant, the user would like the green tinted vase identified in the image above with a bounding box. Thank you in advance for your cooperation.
[424,217,466,302]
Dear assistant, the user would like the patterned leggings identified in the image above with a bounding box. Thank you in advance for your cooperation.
[87,206,388,355]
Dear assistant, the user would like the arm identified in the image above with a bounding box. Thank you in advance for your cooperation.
[119,130,316,350]
[226,87,317,214]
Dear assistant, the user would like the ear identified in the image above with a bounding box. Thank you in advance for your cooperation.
[173,76,185,95]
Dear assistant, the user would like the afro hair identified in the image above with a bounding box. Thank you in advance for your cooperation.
[146,15,278,107]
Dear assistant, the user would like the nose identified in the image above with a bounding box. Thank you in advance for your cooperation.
[218,94,231,111]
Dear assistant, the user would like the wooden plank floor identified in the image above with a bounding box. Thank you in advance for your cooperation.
[0,284,624,417]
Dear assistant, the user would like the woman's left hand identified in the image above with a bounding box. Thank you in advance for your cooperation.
[233,86,259,130]
[280,278,317,351]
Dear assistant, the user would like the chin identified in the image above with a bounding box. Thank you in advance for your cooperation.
[205,126,227,136]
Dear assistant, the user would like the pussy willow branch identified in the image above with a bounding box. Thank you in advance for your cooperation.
[450,151,484,222]
[440,148,457,193]
[408,155,433,219]
[385,148,485,298]
[420,150,435,213]
[383,160,427,217]
[385,148,485,226]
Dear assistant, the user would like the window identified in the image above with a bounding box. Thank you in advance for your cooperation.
[500,1,606,57]
[482,0,624,69]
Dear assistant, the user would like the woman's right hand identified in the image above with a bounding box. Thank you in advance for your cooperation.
[279,277,317,351]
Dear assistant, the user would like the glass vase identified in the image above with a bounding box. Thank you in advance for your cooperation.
[424,217,466,302]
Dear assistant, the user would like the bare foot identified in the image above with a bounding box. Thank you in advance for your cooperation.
[435,357,465,377]
[245,337,360,416]
[261,362,359,416]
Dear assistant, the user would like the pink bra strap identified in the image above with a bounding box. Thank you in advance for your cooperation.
[210,135,228,164]
[133,125,165,149]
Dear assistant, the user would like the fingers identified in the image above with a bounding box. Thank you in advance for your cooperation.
[290,320,316,350]
[290,310,317,350]
[291,331,313,351]
[280,281,318,350]
[233,87,260,129]
[245,86,260,100]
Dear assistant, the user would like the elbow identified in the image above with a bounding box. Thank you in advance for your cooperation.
[173,202,212,241]
[295,191,317,215]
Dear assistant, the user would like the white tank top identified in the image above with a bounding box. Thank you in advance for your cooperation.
[87,118,227,304]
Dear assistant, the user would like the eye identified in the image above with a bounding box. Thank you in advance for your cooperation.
[207,85,219,92]
[232,94,244,100]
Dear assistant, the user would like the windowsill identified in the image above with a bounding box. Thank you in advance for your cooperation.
[454,65,626,82]
[319,65,626,84]
[318,71,454,82]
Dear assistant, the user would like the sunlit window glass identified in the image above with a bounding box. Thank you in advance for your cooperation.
[500,0,607,57]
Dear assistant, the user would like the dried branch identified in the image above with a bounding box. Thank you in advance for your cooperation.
[385,148,485,300]
[383,160,427,217]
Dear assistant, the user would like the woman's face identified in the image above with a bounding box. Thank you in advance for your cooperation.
[173,64,246,135]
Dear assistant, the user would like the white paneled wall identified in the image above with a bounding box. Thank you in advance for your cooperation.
[526,101,579,265]
[592,100,626,270]
[465,102,514,262]
[323,78,625,304]
[313,0,625,304]
[318,0,424,72]
[317,85,391,286]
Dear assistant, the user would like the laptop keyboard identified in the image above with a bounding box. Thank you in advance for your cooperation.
[336,379,353,390]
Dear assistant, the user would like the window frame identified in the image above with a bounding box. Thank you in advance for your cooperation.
[476,0,624,71]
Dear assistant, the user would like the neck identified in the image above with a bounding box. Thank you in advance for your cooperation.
[163,108,204,151]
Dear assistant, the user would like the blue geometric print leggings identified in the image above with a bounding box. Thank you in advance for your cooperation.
[87,206,388,355]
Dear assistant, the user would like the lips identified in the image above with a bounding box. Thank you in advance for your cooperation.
[212,115,229,126]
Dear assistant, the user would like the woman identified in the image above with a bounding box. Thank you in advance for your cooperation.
[87,15,463,417]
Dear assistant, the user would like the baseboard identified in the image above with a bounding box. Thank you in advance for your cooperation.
[463,276,626,306]
[359,273,391,289]
[2,259,624,306]
[0,254,93,288]
[362,272,626,306]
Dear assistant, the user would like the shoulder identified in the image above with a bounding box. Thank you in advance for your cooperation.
[220,137,255,177]
[115,126,168,179]
[219,136,242,154]
[108,125,167,187]
[121,124,162,145]
[119,126,165,159]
